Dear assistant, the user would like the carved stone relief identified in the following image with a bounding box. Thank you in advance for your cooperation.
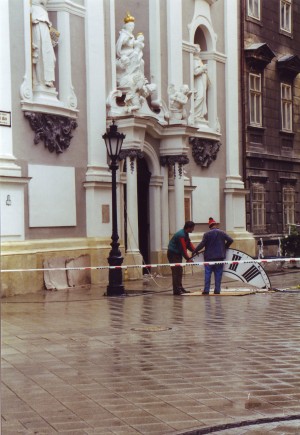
[24,112,78,154]
[189,137,221,167]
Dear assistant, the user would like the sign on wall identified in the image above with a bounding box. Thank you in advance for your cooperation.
[0,111,11,127]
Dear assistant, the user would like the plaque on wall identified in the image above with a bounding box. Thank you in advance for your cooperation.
[0,111,11,127]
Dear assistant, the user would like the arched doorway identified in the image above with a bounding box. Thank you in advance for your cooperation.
[137,158,151,270]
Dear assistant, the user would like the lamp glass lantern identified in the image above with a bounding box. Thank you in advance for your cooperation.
[103,121,125,162]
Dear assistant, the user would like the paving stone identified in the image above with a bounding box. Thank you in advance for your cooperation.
[2,272,300,434]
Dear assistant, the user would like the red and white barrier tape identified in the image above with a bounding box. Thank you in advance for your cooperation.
[1,257,300,273]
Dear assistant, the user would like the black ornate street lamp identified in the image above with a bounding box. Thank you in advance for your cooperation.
[102,121,126,296]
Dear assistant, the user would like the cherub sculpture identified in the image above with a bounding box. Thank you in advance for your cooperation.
[168,84,192,121]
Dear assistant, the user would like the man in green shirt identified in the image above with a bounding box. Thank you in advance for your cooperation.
[167,221,195,295]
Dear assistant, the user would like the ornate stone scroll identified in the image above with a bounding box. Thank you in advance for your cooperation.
[189,137,221,167]
[24,112,77,154]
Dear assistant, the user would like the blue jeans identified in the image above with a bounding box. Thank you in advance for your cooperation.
[204,264,224,294]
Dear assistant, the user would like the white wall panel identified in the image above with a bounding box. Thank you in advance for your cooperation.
[192,176,220,223]
[28,164,76,227]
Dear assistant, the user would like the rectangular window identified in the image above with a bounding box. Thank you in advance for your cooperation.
[252,183,266,232]
[283,186,295,230]
[249,73,262,126]
[248,0,260,20]
[281,83,292,131]
[280,0,292,33]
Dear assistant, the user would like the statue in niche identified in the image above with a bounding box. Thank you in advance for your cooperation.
[168,84,192,121]
[193,44,209,123]
[116,12,156,113]
[31,0,59,89]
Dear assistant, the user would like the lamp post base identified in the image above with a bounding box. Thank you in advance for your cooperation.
[106,283,125,297]
[106,254,125,297]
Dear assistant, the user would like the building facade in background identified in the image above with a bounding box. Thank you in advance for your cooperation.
[242,0,300,255]
[1,0,253,295]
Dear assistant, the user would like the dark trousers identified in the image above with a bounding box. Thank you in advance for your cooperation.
[167,251,183,292]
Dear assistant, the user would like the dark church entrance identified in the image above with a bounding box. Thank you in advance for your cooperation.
[123,157,151,274]
[137,158,151,273]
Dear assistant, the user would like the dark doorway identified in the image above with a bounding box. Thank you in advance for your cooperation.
[137,158,151,272]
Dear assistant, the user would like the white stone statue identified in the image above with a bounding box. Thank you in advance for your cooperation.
[116,13,156,113]
[168,84,192,121]
[193,45,209,122]
[116,12,136,59]
[31,0,58,88]
[124,77,157,113]
[129,33,145,75]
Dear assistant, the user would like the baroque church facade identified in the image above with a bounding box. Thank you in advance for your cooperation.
[1,0,254,295]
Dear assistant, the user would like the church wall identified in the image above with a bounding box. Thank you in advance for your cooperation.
[160,4,169,105]
[2,0,93,296]
[182,0,195,41]
[1,0,255,296]
[10,8,88,241]
[210,0,225,54]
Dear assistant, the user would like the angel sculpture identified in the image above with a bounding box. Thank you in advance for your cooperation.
[168,84,192,121]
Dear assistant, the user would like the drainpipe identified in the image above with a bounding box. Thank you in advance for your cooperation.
[240,0,247,183]
[241,0,251,232]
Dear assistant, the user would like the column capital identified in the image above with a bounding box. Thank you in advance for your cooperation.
[119,149,144,173]
[160,155,189,178]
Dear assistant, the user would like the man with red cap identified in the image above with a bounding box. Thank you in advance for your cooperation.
[194,217,233,294]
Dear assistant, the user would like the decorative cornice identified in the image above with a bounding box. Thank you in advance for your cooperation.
[21,100,78,119]
[182,41,197,53]
[277,54,300,80]
[24,112,78,154]
[189,137,221,167]
[0,176,30,185]
[248,175,268,183]
[182,42,227,63]
[47,0,86,17]
[244,42,276,71]
[279,177,297,185]
[200,51,227,64]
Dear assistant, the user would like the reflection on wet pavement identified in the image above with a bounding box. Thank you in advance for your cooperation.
[1,270,300,434]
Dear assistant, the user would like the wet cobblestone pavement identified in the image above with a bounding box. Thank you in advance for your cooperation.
[2,269,300,434]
